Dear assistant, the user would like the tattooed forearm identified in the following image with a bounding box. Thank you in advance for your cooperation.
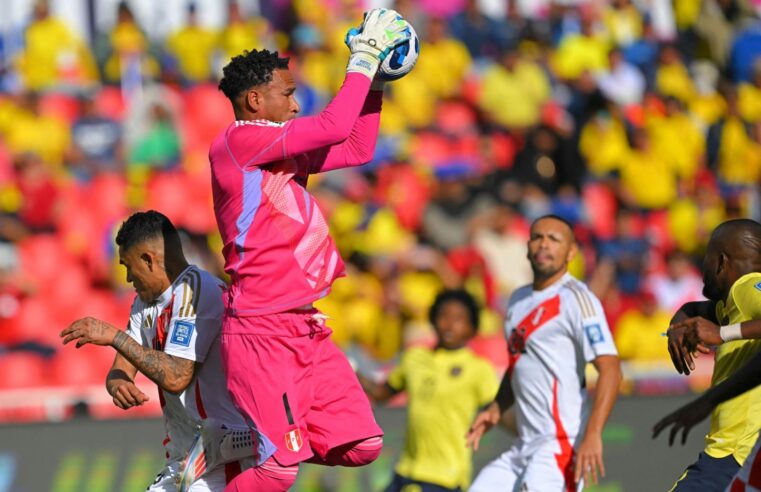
[112,331,195,393]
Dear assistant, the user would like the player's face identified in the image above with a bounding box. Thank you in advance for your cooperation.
[255,69,300,123]
[701,239,723,301]
[527,218,576,279]
[434,300,475,350]
[118,244,165,303]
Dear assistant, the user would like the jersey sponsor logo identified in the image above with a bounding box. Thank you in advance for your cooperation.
[285,428,303,452]
[585,324,604,345]
[170,320,194,347]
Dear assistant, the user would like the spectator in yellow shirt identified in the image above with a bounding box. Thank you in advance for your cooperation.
[104,1,160,84]
[614,291,672,362]
[416,17,472,99]
[655,45,695,103]
[648,97,705,182]
[552,13,610,80]
[15,0,98,91]
[602,0,644,47]
[738,58,761,123]
[219,1,272,63]
[579,106,629,177]
[164,3,219,84]
[619,127,677,210]
[478,47,551,131]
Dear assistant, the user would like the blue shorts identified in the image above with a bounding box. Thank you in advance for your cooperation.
[671,452,740,491]
[384,473,461,492]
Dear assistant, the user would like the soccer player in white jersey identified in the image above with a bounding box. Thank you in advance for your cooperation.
[60,211,275,491]
[467,215,622,491]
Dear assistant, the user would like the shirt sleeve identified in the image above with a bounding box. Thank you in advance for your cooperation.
[387,353,409,392]
[475,359,499,407]
[226,72,373,172]
[164,272,225,363]
[126,296,146,346]
[731,273,761,321]
[570,288,618,362]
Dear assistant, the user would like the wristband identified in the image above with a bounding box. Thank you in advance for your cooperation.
[720,323,743,342]
[346,52,380,80]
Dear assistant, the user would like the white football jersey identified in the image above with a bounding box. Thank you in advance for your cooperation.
[504,273,618,450]
[126,265,255,463]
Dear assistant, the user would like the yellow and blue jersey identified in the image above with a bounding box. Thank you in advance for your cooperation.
[706,272,761,464]
[387,346,498,489]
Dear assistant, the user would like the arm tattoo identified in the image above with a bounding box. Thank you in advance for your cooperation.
[112,331,195,393]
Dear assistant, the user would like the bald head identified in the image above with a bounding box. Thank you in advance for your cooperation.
[710,219,761,261]
[702,219,761,301]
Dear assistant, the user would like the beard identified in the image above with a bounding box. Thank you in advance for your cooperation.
[702,275,722,301]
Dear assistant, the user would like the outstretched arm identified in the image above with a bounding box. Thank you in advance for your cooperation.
[61,317,195,395]
[309,90,383,172]
[574,354,621,486]
[357,372,399,403]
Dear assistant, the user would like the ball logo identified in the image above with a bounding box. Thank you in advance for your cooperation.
[285,429,303,452]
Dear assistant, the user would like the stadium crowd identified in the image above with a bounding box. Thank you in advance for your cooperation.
[0,0,760,396]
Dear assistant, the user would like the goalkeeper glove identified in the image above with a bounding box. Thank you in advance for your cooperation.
[345,8,410,80]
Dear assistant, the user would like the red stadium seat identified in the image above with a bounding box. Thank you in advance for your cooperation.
[469,334,508,370]
[50,343,115,387]
[93,87,126,120]
[17,235,68,290]
[38,93,80,124]
[0,353,50,389]
[436,101,476,135]
[13,297,61,345]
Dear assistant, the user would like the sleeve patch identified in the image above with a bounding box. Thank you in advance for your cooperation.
[170,320,194,347]
[585,324,605,345]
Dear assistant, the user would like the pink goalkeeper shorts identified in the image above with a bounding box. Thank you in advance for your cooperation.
[220,308,383,467]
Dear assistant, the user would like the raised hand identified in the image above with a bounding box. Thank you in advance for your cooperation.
[60,317,118,348]
[345,9,410,79]
[667,317,716,375]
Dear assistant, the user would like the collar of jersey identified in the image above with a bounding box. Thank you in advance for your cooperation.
[151,265,195,306]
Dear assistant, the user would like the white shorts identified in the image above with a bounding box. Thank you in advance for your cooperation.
[469,441,582,492]
[147,459,255,492]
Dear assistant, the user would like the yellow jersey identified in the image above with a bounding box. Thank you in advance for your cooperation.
[387,346,498,489]
[706,272,761,464]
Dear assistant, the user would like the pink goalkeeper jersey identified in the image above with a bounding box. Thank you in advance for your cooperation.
[209,72,381,316]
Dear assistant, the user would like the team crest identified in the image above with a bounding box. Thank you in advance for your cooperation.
[285,428,303,452]
[450,366,462,377]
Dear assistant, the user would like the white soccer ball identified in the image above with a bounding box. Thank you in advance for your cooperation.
[377,19,419,82]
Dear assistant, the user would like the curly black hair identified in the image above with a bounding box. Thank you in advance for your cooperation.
[218,49,290,102]
[429,289,480,334]
[115,210,181,252]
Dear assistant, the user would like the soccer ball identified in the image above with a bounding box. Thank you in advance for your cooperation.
[377,20,419,82]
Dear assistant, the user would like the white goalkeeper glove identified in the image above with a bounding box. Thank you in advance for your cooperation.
[345,8,411,80]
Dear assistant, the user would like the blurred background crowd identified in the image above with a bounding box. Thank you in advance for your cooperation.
[2,0,760,419]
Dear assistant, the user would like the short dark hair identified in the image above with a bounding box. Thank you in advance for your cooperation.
[532,214,576,241]
[115,210,180,252]
[429,289,480,333]
[218,49,290,102]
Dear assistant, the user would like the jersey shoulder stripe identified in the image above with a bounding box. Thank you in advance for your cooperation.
[177,268,203,318]
[563,278,596,319]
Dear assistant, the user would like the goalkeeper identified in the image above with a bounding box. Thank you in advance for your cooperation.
[208,8,411,491]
